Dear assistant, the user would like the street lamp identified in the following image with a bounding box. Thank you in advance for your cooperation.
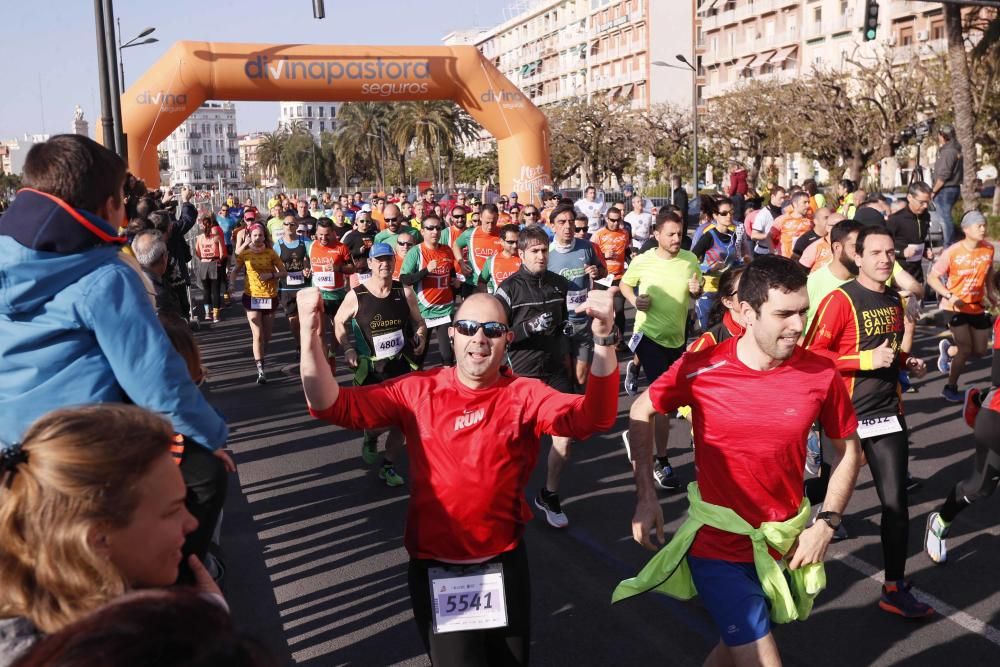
[653,55,698,200]
[118,23,157,87]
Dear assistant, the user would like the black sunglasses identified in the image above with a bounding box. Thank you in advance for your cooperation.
[716,210,733,217]
[453,319,509,338]
[398,241,415,247]
[384,217,399,223]
[575,227,588,233]
[422,225,441,231]
[523,211,538,217]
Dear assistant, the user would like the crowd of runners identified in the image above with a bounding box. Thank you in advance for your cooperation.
[0,132,999,666]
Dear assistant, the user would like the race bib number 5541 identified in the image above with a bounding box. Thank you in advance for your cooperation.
[429,564,507,634]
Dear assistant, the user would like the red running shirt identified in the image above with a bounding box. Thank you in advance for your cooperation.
[648,337,857,562]
[310,367,619,561]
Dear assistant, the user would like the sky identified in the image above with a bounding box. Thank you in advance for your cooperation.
[1,0,517,140]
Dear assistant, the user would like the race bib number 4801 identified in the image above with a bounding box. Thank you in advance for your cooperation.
[372,329,405,360]
[429,564,507,635]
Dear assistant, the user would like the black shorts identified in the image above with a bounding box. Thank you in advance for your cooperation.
[241,292,275,312]
[280,291,300,316]
[635,336,684,384]
[949,311,992,330]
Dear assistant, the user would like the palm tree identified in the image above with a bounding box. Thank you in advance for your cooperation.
[256,131,286,185]
[334,102,390,189]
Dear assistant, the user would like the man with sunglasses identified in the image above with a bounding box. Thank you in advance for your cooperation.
[495,222,605,528]
[454,204,503,290]
[520,206,553,240]
[401,215,461,368]
[374,204,422,251]
[274,213,313,346]
[591,208,632,339]
[886,181,933,283]
[479,224,523,294]
[341,214,378,288]
[299,276,619,667]
[392,232,416,281]
[331,242,426,487]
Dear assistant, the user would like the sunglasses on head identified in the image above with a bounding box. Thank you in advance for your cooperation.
[453,319,509,338]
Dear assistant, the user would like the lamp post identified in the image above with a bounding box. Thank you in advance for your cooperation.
[653,55,698,198]
[118,23,157,88]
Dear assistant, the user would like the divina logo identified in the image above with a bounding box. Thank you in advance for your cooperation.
[245,56,432,96]
[135,91,188,108]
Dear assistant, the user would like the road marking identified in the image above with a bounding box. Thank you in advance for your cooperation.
[832,552,1000,648]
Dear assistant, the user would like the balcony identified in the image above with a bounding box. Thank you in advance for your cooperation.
[226,132,237,139]
[187,131,202,139]
[701,28,798,65]
[190,148,203,155]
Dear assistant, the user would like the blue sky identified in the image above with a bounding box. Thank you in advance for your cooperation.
[1,0,512,140]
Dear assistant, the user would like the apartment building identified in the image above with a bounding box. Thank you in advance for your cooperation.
[161,102,239,189]
[277,101,340,142]
[448,0,694,111]
[696,0,951,101]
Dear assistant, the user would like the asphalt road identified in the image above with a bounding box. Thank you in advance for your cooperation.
[200,296,1000,667]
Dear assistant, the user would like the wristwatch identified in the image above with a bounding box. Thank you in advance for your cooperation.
[816,511,843,530]
[593,329,620,347]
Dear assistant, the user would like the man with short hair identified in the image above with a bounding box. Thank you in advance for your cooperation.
[266,203,285,241]
[401,215,461,367]
[274,213,313,345]
[805,227,932,618]
[342,213,378,287]
[794,207,835,268]
[670,175,689,235]
[574,185,605,234]
[591,208,631,338]
[295,199,317,237]
[931,124,964,247]
[619,255,862,666]
[309,218,353,350]
[927,210,998,402]
[624,194,653,250]
[420,187,437,219]
[773,191,814,258]
[750,186,787,255]
[480,224,523,294]
[620,212,702,490]
[886,181,932,283]
[374,204,421,249]
[132,229,182,317]
[455,204,503,288]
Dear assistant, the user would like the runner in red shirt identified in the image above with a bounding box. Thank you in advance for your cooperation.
[627,255,862,666]
[298,285,620,666]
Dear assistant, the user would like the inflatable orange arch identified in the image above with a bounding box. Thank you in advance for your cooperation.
[120,42,553,201]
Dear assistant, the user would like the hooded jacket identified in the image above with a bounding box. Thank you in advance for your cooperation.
[0,189,228,449]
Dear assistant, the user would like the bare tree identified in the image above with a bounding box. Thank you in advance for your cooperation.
[945,5,979,212]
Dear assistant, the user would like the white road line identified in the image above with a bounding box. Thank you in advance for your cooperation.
[831,552,1000,648]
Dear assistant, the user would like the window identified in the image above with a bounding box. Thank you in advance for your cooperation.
[318,106,324,117]
[931,18,944,41]
[320,121,325,132]
[900,25,914,46]
[330,106,337,118]
[307,105,312,117]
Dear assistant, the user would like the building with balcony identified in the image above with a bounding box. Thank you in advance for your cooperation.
[696,0,951,102]
[1,134,50,176]
[161,101,240,189]
[277,101,340,142]
[238,132,278,187]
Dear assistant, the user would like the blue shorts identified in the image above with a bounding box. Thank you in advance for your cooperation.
[688,555,771,647]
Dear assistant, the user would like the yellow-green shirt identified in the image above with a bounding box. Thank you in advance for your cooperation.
[621,249,701,349]
[236,248,284,298]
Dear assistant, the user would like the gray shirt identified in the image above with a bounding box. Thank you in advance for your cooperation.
[933,139,964,188]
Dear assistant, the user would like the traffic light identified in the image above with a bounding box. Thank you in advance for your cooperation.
[863,0,880,42]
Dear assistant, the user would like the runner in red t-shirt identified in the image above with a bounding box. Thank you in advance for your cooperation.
[626,255,861,665]
[298,286,620,666]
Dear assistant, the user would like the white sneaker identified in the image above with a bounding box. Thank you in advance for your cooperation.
[937,340,952,374]
[622,431,632,463]
[925,511,949,564]
[534,490,569,528]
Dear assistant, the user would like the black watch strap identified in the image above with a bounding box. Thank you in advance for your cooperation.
[816,511,842,529]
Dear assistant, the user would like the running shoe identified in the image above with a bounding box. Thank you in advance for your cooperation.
[925,511,949,564]
[653,460,680,491]
[937,340,952,374]
[361,435,379,465]
[879,581,934,618]
[378,464,405,487]
[255,369,267,385]
[805,429,822,476]
[963,387,982,428]
[941,384,962,403]
[622,431,632,463]
[624,360,639,396]
[534,489,569,528]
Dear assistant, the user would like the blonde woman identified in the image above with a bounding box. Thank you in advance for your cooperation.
[0,405,219,666]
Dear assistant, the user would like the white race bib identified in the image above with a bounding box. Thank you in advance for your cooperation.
[249,297,272,310]
[430,564,508,635]
[313,271,336,288]
[856,415,903,440]
[286,271,304,286]
[566,289,588,311]
[372,329,405,360]
[357,272,373,282]
[425,314,452,329]
[595,274,614,288]
[627,330,644,353]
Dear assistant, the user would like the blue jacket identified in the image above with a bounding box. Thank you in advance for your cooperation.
[0,189,228,449]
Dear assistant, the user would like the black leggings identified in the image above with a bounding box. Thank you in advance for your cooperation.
[862,425,910,582]
[408,541,530,667]
[416,324,455,369]
[940,405,1000,523]
[202,276,224,310]
[176,441,228,585]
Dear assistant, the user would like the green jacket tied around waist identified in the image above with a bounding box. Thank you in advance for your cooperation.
[611,483,826,624]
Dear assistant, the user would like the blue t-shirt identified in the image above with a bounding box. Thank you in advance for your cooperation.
[548,238,600,321]
[216,215,236,246]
